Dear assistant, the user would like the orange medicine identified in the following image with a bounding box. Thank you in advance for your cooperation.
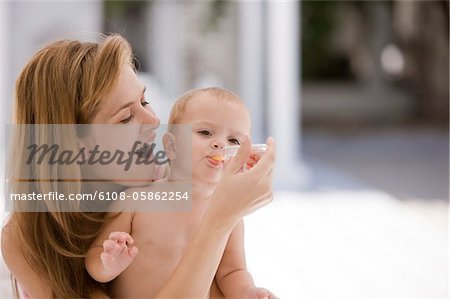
[210,155,226,162]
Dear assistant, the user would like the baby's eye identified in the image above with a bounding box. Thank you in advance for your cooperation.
[228,138,240,145]
[141,100,149,107]
[198,130,212,136]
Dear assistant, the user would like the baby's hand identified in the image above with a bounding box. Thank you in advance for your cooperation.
[100,231,138,277]
[245,287,278,299]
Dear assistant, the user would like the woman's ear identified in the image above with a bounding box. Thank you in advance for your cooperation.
[163,132,176,161]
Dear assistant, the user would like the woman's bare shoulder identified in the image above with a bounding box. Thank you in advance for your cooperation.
[1,219,52,297]
[1,220,25,281]
[1,219,20,260]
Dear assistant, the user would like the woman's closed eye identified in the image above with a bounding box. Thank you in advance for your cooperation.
[120,100,149,123]
[120,113,133,124]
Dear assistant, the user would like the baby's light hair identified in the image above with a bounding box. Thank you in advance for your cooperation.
[168,87,244,127]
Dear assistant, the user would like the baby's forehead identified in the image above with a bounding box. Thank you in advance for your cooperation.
[183,91,242,111]
[192,90,242,104]
[169,88,250,128]
[192,96,248,119]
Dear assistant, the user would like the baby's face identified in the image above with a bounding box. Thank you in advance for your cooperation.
[176,95,251,186]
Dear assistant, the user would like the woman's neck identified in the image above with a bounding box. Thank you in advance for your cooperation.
[82,180,125,195]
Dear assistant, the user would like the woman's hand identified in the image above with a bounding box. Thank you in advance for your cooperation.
[155,136,275,298]
[208,135,275,228]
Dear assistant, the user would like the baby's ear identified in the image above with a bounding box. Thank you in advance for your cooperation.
[162,132,176,161]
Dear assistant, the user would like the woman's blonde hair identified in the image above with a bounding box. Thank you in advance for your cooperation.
[8,34,134,298]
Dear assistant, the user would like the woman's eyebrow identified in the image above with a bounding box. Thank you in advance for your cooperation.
[111,86,146,116]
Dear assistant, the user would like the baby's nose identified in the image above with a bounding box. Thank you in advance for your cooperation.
[211,140,225,149]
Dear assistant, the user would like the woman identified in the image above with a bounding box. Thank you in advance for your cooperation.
[1,34,275,298]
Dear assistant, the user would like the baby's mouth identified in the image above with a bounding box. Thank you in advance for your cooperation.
[206,156,224,168]
[209,155,225,162]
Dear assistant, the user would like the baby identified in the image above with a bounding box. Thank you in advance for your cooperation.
[86,87,275,298]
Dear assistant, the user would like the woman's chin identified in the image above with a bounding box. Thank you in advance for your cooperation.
[121,180,154,187]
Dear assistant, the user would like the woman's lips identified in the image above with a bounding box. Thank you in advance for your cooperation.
[146,131,156,143]
[135,131,157,158]
[136,143,153,159]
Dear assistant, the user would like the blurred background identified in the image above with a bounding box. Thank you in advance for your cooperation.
[0,1,448,298]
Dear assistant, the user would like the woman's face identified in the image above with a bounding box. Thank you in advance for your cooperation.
[80,65,162,186]
[92,65,159,126]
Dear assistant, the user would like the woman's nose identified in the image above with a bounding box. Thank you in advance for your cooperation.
[138,104,160,141]
[140,105,161,128]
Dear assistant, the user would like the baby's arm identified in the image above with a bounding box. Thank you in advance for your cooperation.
[215,219,255,296]
[85,210,137,283]
[215,220,277,299]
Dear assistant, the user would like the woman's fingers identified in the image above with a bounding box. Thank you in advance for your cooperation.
[210,136,276,221]
[249,137,276,178]
[227,135,252,173]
